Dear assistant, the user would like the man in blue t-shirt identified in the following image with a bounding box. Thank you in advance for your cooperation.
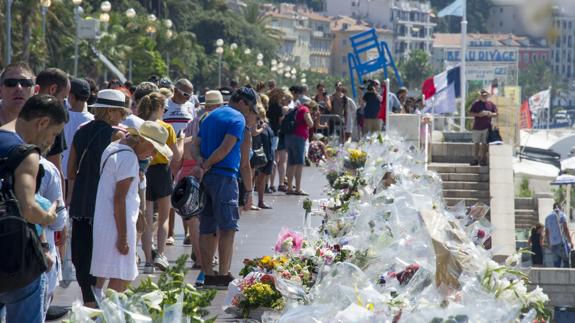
[188,87,259,289]
[545,203,573,267]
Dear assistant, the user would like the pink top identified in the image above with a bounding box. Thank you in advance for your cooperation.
[293,105,310,139]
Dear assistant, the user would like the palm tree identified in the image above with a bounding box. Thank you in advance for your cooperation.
[242,1,282,39]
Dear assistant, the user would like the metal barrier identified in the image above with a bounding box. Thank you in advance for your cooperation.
[319,114,345,144]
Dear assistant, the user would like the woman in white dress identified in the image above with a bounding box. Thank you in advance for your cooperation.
[91,121,173,294]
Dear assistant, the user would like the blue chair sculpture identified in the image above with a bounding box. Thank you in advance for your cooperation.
[347,28,403,98]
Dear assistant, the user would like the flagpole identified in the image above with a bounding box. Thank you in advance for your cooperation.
[459,0,467,132]
[547,86,552,138]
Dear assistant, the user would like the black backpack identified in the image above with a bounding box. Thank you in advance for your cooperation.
[280,106,300,135]
[0,144,48,293]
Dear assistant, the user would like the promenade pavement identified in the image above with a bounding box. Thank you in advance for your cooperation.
[51,166,327,321]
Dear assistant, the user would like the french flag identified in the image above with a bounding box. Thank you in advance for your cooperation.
[421,65,461,114]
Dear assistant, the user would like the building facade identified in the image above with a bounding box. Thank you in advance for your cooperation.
[552,13,575,80]
[300,10,333,74]
[325,0,434,58]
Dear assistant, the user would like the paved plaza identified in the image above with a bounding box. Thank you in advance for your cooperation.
[51,166,327,321]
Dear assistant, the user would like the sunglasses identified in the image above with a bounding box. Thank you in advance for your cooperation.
[3,78,35,88]
[177,88,192,98]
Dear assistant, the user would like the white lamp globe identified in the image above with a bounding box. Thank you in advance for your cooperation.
[41,0,51,8]
[216,39,224,47]
[215,47,224,54]
[271,59,278,66]
[100,1,111,13]
[166,30,174,38]
[99,13,110,23]
[164,19,173,29]
[230,43,238,50]
[244,48,252,55]
[256,53,264,60]
[72,0,82,5]
[125,8,136,19]
[257,61,264,67]
[148,14,157,22]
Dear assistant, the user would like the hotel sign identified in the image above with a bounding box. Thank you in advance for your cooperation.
[445,49,517,62]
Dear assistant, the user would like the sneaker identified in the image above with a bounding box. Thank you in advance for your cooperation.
[195,271,205,288]
[204,273,235,290]
[45,306,70,321]
[143,263,156,274]
[270,185,277,192]
[166,236,175,246]
[183,236,192,246]
[469,160,479,166]
[154,255,169,271]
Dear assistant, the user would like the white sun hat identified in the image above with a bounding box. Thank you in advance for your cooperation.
[89,89,129,109]
[127,121,173,159]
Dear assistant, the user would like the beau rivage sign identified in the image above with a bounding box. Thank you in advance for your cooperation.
[444,40,518,63]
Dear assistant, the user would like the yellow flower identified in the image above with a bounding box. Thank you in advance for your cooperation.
[260,256,272,265]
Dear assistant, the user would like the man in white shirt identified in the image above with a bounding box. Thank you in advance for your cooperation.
[164,79,196,135]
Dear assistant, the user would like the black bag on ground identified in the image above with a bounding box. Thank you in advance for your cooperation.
[488,126,503,144]
[279,106,300,136]
[0,144,48,293]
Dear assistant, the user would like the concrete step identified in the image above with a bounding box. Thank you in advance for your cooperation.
[431,143,475,163]
[440,173,490,182]
[443,189,490,199]
[515,209,536,217]
[515,197,535,211]
[444,197,491,207]
[429,163,489,174]
[443,181,490,191]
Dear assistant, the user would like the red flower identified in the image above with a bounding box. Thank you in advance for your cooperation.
[261,274,275,285]
[477,229,486,239]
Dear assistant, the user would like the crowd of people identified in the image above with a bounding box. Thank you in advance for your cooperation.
[0,61,426,322]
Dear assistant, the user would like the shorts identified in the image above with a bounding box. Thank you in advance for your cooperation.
[256,160,274,175]
[199,172,240,234]
[285,134,306,166]
[145,164,173,201]
[472,129,489,144]
[271,136,279,153]
[364,118,382,133]
[277,134,286,151]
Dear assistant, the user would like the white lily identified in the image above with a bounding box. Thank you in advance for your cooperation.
[141,290,164,311]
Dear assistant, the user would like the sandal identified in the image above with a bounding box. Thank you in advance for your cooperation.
[278,185,287,192]
[250,205,261,211]
[258,203,272,209]
[294,190,309,196]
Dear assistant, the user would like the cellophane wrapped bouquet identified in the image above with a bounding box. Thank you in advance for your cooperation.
[226,133,550,322]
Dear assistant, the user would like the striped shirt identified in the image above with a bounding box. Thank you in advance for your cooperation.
[163,98,195,135]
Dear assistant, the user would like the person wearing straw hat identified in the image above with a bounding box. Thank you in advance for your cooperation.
[66,89,129,307]
[90,121,172,295]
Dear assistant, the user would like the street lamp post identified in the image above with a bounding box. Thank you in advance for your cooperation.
[216,39,224,88]
[125,8,136,80]
[5,0,13,65]
[72,0,82,77]
[40,0,51,70]
[99,1,111,83]
[164,19,174,78]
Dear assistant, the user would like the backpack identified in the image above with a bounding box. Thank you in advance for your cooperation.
[280,106,300,135]
[0,144,48,293]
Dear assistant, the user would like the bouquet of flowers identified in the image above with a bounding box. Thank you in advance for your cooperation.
[231,273,285,319]
[344,148,367,170]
